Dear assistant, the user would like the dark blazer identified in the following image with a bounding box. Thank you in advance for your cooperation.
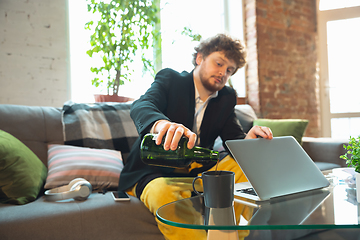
[118,68,246,191]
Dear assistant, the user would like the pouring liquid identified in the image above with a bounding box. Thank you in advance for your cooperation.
[214,158,220,175]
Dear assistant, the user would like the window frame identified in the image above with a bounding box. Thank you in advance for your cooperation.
[317,0,360,137]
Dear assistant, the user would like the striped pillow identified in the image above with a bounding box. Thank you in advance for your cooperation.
[44,144,124,191]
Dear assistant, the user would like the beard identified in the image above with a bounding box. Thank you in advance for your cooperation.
[199,69,224,93]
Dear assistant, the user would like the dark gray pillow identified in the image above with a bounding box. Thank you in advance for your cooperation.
[213,104,257,153]
[234,104,258,133]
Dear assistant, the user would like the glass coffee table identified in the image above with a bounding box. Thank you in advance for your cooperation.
[156,168,360,239]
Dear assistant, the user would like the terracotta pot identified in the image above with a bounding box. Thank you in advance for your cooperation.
[94,94,134,103]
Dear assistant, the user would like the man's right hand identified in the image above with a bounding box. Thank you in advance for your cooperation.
[152,120,197,151]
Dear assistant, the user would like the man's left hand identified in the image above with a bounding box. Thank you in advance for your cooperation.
[246,126,273,139]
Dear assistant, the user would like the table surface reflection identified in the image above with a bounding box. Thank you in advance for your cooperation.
[156,168,360,230]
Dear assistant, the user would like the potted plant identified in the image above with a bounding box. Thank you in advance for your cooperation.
[85,0,160,102]
[340,136,360,202]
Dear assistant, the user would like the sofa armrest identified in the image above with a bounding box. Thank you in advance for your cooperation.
[302,137,348,167]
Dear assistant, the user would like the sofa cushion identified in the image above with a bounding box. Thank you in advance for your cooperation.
[0,192,164,240]
[0,104,63,166]
[62,101,138,163]
[44,144,124,191]
[234,104,258,133]
[0,130,47,205]
[253,119,309,144]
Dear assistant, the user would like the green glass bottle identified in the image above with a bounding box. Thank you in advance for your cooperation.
[140,133,219,168]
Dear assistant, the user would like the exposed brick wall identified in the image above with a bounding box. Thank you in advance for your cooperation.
[245,0,261,114]
[244,0,320,137]
[0,0,69,107]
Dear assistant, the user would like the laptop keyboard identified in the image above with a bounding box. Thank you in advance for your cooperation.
[237,188,258,196]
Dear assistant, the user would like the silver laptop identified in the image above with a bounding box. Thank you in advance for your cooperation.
[225,136,330,202]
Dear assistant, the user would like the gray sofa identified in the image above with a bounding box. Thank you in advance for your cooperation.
[0,104,164,240]
[0,103,349,240]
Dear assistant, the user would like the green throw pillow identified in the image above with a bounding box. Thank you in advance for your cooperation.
[253,119,309,144]
[0,130,47,205]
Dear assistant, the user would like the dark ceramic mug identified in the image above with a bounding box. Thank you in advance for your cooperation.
[192,170,235,208]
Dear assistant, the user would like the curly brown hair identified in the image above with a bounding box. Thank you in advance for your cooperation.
[192,34,247,75]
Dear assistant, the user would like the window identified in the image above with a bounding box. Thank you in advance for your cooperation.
[68,0,246,103]
[319,0,360,11]
[317,0,360,138]
[68,0,155,102]
[68,0,96,103]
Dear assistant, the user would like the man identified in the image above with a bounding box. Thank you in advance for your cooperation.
[118,34,272,239]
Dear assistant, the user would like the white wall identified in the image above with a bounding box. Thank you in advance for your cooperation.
[0,0,69,107]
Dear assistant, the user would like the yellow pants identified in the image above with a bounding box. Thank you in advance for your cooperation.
[127,155,252,240]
